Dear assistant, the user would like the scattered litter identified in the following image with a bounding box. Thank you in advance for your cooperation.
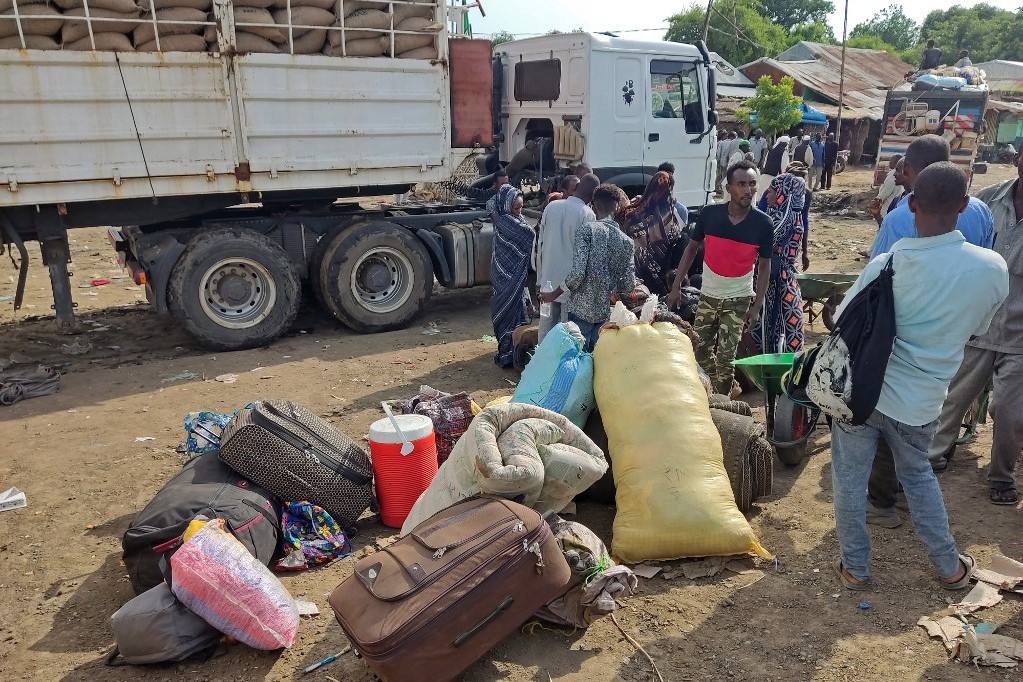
[953,580,1004,615]
[135,436,156,442]
[214,373,238,384]
[301,645,352,675]
[421,325,442,336]
[480,335,498,344]
[858,601,870,610]
[294,598,320,617]
[162,371,199,384]
[632,564,662,579]
[681,556,731,580]
[503,378,517,386]
[0,295,12,302]
[919,616,1023,667]
[60,339,92,356]
[0,487,28,512]
[86,326,110,334]
[977,621,1000,635]
[90,278,111,287]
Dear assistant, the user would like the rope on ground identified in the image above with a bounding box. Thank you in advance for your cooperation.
[610,612,664,682]
[0,365,60,406]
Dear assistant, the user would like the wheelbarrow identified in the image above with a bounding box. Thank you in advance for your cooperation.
[797,273,858,331]
[732,353,821,466]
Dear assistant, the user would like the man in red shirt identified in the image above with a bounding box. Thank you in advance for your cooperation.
[667,161,773,394]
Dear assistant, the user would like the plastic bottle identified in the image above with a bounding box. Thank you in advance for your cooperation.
[540,280,553,319]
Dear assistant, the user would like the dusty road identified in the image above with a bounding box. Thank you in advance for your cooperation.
[1,166,1021,681]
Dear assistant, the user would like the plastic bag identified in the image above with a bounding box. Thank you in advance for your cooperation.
[511,322,594,428]
[171,519,299,650]
[593,321,771,563]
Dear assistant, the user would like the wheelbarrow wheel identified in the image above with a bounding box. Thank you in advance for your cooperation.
[774,394,810,466]
[822,294,842,331]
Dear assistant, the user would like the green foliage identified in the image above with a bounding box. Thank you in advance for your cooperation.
[850,5,919,51]
[919,5,1023,62]
[736,76,803,137]
[788,21,836,45]
[845,34,900,55]
[664,0,788,67]
[757,0,834,31]
[489,30,515,47]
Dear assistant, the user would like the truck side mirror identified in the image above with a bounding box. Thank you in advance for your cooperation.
[707,110,718,128]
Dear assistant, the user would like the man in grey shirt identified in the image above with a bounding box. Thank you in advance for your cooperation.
[929,152,1023,506]
[534,174,598,341]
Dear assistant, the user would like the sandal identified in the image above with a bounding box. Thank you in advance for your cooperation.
[940,554,975,590]
[990,487,1018,506]
[833,558,870,591]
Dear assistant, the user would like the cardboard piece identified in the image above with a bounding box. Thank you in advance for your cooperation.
[0,487,27,513]
[953,580,1004,615]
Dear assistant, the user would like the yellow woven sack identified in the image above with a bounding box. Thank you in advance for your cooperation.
[593,321,771,563]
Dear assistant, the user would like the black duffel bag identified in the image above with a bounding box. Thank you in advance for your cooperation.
[122,452,281,595]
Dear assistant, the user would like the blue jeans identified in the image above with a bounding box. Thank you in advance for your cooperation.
[568,314,600,353]
[831,410,961,582]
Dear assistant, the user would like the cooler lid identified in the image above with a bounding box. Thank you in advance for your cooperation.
[369,414,434,443]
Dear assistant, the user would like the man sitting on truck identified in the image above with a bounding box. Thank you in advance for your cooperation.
[666,161,773,396]
[534,173,599,342]
[870,135,994,258]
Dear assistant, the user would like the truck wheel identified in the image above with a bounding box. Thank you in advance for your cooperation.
[167,227,300,350]
[318,220,433,333]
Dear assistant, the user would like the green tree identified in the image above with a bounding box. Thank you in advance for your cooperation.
[787,21,836,46]
[757,0,834,31]
[845,34,900,55]
[920,5,1023,62]
[665,0,787,67]
[737,76,803,137]
[850,5,919,51]
[489,30,515,47]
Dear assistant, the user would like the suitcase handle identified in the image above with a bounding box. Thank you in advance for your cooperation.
[452,596,514,648]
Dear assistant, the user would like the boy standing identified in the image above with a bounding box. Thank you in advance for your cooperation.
[667,161,773,395]
[830,162,1008,591]
[540,184,635,352]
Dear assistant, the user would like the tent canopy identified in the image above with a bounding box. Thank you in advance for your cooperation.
[748,101,828,126]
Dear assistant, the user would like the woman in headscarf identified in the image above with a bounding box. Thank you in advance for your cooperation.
[750,173,807,354]
[490,184,535,368]
[619,171,684,297]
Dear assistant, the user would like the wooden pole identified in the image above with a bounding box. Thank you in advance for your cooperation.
[835,0,849,145]
[701,0,713,42]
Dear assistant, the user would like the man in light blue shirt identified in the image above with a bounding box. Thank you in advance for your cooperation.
[830,162,1008,592]
[870,135,994,258]
[809,133,825,191]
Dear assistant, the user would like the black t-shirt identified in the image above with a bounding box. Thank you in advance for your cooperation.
[692,203,773,298]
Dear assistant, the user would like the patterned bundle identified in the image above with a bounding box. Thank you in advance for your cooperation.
[170,519,299,650]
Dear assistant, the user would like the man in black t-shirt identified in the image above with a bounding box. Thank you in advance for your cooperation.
[822,133,839,190]
[667,161,773,395]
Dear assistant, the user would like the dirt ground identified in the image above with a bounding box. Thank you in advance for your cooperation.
[1,165,1021,682]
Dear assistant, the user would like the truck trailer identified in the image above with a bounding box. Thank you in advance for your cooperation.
[1,2,718,350]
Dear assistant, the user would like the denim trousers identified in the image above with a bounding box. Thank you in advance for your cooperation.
[831,410,961,582]
[567,313,601,353]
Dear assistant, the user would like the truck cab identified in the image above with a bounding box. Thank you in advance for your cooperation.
[494,32,717,208]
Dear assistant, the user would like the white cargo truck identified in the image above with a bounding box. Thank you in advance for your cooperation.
[488,33,718,208]
[0,5,717,350]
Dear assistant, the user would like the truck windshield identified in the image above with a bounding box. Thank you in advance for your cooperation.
[650,59,703,134]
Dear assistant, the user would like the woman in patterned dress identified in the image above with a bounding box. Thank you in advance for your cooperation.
[751,173,807,353]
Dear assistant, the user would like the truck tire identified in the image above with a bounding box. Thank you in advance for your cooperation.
[167,227,301,350]
[318,220,434,333]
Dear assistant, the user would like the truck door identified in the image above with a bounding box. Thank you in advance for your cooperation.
[611,55,645,170]
[645,59,709,208]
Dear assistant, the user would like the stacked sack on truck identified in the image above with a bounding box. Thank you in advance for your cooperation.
[0,0,441,56]
[325,0,439,59]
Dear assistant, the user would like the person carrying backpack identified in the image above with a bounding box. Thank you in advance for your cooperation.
[827,162,1008,592]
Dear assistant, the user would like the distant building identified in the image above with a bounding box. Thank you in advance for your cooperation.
[742,41,914,163]
[974,60,1023,150]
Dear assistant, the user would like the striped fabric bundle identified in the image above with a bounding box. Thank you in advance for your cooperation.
[170,519,299,650]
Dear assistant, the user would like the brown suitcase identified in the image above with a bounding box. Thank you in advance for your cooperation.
[328,497,571,682]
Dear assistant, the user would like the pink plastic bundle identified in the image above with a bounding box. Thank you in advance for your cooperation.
[170,519,299,650]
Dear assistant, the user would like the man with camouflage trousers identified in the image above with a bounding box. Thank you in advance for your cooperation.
[668,160,773,395]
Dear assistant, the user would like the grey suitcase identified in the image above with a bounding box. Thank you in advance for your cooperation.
[219,399,373,526]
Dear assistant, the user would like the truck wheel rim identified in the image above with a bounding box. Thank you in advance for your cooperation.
[349,247,413,315]
[198,258,277,329]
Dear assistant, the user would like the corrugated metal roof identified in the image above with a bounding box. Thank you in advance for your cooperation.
[988,98,1023,114]
[741,42,914,119]
[710,52,755,86]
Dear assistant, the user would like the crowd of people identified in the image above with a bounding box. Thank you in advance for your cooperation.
[484,129,1021,593]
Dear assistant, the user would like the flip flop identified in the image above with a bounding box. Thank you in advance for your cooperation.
[833,558,870,591]
[940,554,976,591]
[990,487,1018,506]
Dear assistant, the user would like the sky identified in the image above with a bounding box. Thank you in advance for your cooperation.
[469,0,1023,43]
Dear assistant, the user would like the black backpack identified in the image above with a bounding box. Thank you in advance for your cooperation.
[801,256,896,425]
[122,452,281,594]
